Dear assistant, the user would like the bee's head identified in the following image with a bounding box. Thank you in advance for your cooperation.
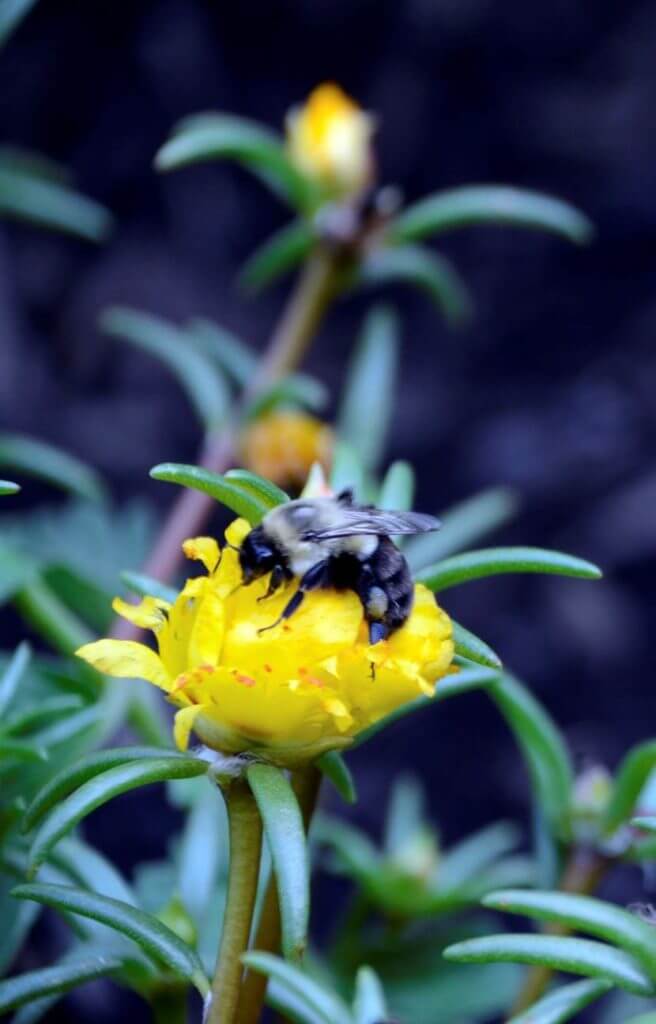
[238,525,280,585]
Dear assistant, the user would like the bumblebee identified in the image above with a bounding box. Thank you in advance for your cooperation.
[238,489,439,643]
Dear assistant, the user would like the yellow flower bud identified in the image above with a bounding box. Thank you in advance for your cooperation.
[286,83,374,197]
[240,410,333,491]
[77,520,453,766]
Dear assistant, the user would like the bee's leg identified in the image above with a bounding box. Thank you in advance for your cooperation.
[258,561,329,633]
[368,621,389,645]
[257,563,287,602]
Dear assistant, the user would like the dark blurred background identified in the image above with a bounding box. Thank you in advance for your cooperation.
[2,0,655,1019]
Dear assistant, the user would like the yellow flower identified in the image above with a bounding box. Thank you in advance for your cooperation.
[77,520,453,765]
[240,410,333,491]
[286,83,374,197]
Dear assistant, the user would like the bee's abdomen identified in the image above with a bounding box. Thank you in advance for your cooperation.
[366,537,414,631]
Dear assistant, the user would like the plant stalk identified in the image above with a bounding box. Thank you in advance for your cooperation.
[508,848,609,1016]
[238,764,322,1024]
[207,778,263,1024]
[112,243,340,644]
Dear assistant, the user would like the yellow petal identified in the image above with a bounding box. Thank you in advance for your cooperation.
[182,536,221,574]
[112,596,170,632]
[188,586,225,667]
[225,518,250,548]
[173,705,203,750]
[76,640,172,691]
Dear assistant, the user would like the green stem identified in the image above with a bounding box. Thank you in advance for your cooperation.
[150,989,188,1024]
[238,764,322,1024]
[112,243,342,641]
[208,778,263,1024]
[509,848,609,1016]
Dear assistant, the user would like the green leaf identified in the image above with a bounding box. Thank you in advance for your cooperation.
[489,674,574,835]
[507,979,611,1024]
[417,546,602,592]
[246,764,309,961]
[155,113,315,211]
[337,306,399,473]
[22,746,183,832]
[330,442,367,501]
[3,695,83,737]
[241,952,352,1024]
[0,738,47,764]
[0,434,105,501]
[405,486,519,571]
[120,572,177,604]
[484,890,656,976]
[383,776,425,855]
[0,0,38,46]
[439,822,521,888]
[353,966,388,1024]
[239,219,314,292]
[0,955,123,1014]
[101,307,230,429]
[443,934,655,996]
[359,245,472,325]
[27,756,208,875]
[244,373,329,421]
[453,620,502,668]
[623,1015,656,1024]
[186,318,257,387]
[316,751,357,804]
[150,463,268,525]
[378,460,415,512]
[392,185,593,245]
[50,836,138,906]
[603,741,656,835]
[0,164,112,241]
[12,883,209,994]
[224,469,289,510]
[0,479,19,495]
[0,641,31,715]
[632,816,656,833]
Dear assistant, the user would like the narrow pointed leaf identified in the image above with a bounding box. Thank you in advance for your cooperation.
[406,487,519,571]
[316,751,357,804]
[12,883,209,994]
[241,951,352,1024]
[22,746,185,832]
[101,307,230,429]
[632,816,656,833]
[359,245,472,325]
[490,674,573,834]
[484,890,656,975]
[440,822,521,887]
[392,186,593,245]
[0,434,105,501]
[0,479,19,494]
[239,219,314,292]
[0,166,112,241]
[120,572,177,604]
[0,738,47,763]
[337,306,399,472]
[244,373,329,421]
[330,442,367,500]
[0,641,31,715]
[247,764,309,961]
[224,469,289,510]
[453,620,502,668]
[353,966,388,1024]
[623,1015,656,1024]
[443,934,655,995]
[418,546,602,592]
[27,756,207,875]
[603,741,656,835]
[0,956,123,1014]
[378,460,415,512]
[177,782,225,926]
[155,113,315,210]
[0,0,38,46]
[186,318,257,387]
[150,463,267,525]
[4,696,83,737]
[50,836,138,906]
[507,979,611,1024]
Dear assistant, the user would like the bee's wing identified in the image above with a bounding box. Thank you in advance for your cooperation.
[303,507,440,540]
